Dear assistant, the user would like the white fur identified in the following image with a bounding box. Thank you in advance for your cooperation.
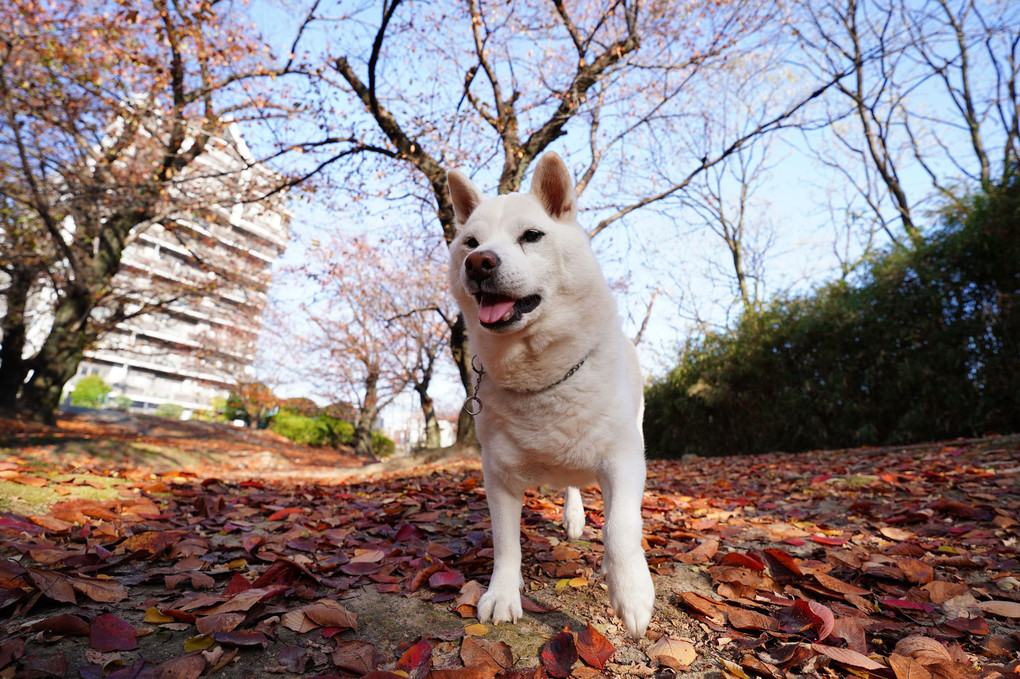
[446,153,654,638]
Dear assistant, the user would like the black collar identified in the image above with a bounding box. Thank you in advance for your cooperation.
[464,350,593,414]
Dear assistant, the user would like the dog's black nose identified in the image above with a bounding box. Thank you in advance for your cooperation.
[465,250,500,281]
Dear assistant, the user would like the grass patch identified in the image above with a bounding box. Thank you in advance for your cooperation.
[0,473,132,516]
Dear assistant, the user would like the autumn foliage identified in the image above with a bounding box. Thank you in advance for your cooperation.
[0,0,289,422]
[1,413,1018,677]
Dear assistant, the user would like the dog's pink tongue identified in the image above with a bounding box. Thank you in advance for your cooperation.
[478,294,516,324]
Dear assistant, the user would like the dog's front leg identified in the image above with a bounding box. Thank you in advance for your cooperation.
[477,465,525,625]
[599,457,655,638]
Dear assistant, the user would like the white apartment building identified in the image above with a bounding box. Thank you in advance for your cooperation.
[65,125,289,415]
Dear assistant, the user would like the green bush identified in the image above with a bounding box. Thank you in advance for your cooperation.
[71,375,111,408]
[372,431,396,458]
[269,411,355,447]
[113,395,132,411]
[321,416,355,445]
[154,403,184,419]
[269,411,320,445]
[645,171,1020,458]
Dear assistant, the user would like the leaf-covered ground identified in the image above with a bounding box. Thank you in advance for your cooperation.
[1,412,1018,678]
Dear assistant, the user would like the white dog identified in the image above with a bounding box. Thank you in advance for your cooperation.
[446,152,654,638]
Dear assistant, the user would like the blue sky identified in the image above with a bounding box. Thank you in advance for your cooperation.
[241,0,1015,416]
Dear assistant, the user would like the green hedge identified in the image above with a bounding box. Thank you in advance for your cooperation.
[269,411,355,448]
[645,172,1020,458]
[154,403,183,419]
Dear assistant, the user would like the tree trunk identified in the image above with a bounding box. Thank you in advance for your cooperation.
[0,268,33,414]
[17,290,93,424]
[415,384,441,448]
[351,369,379,458]
[727,236,753,314]
[449,313,477,446]
[15,211,135,423]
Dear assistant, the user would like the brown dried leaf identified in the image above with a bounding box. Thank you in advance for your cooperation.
[879,527,915,542]
[70,575,128,603]
[921,580,969,604]
[647,637,697,669]
[807,601,834,641]
[892,635,953,665]
[29,613,90,636]
[195,613,245,635]
[709,565,765,586]
[739,653,783,679]
[119,530,187,557]
[280,610,317,634]
[303,599,358,630]
[460,637,513,672]
[150,651,206,679]
[812,572,871,596]
[830,617,868,654]
[550,545,581,560]
[726,606,776,632]
[29,515,74,532]
[677,538,719,564]
[213,631,269,648]
[429,668,496,679]
[810,644,885,670]
[677,591,727,625]
[719,657,751,678]
[197,586,284,615]
[976,600,1020,618]
[333,640,378,675]
[27,569,76,604]
[895,557,935,585]
[8,474,47,487]
[888,654,933,679]
[451,580,484,618]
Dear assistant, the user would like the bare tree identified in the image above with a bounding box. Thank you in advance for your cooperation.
[682,135,780,316]
[390,239,458,450]
[270,0,849,444]
[278,234,454,457]
[790,0,1020,253]
[901,0,1019,190]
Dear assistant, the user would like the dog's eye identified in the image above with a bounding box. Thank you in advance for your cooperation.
[520,229,544,244]
[464,236,479,249]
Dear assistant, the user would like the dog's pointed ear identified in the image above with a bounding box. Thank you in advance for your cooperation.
[447,170,484,228]
[531,152,576,221]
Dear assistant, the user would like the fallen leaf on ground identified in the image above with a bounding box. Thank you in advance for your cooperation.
[648,637,697,669]
[540,627,577,678]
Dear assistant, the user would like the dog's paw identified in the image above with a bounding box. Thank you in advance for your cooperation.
[563,498,586,541]
[605,558,655,638]
[477,583,523,625]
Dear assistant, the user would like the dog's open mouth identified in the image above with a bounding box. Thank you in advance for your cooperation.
[476,292,541,329]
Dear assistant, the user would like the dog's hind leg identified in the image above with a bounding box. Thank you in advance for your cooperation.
[563,486,585,540]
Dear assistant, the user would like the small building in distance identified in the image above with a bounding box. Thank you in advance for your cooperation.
[65,124,289,416]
